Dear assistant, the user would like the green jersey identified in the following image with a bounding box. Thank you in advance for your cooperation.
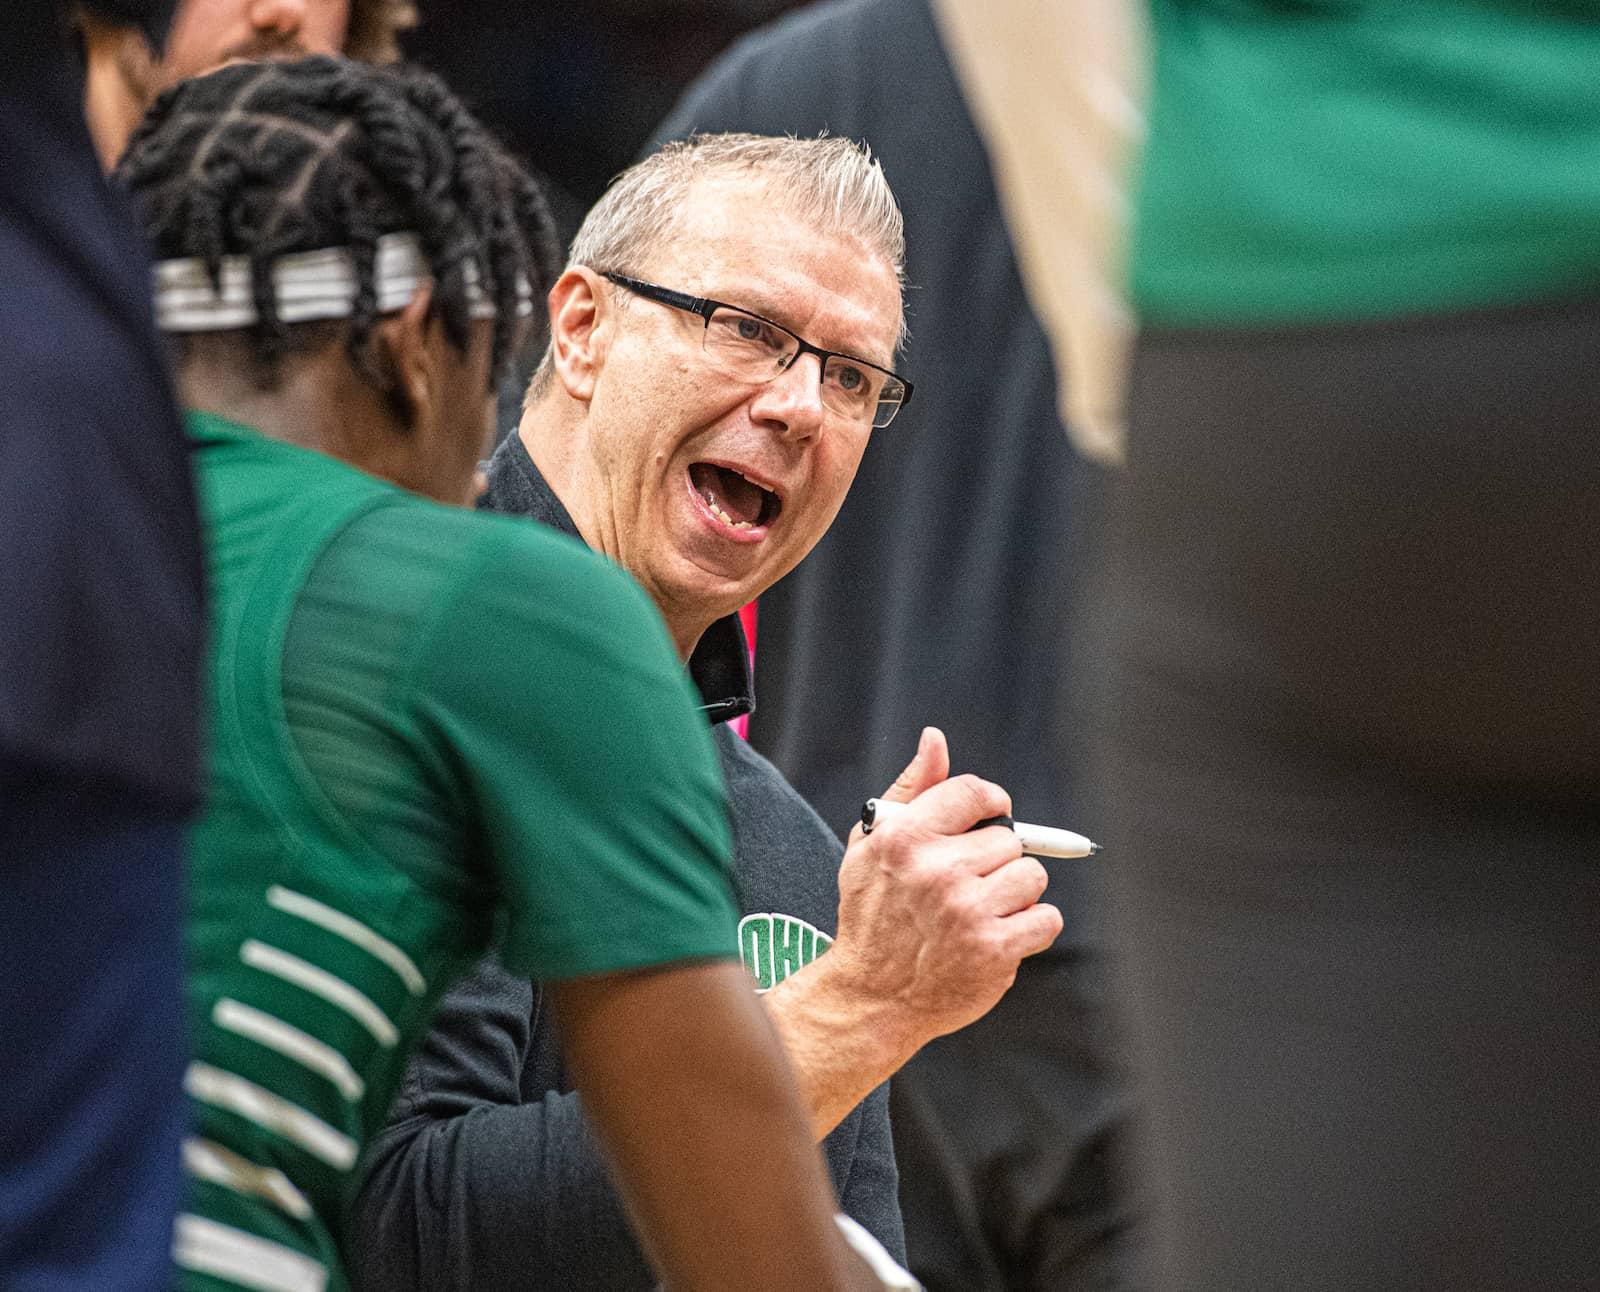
[1134,0,1600,325]
[175,413,739,1292]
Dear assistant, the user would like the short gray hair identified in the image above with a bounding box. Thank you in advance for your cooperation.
[572,132,904,286]
[527,132,906,404]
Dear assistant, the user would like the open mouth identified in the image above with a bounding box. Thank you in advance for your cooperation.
[689,462,782,531]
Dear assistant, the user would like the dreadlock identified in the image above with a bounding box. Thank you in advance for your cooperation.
[116,56,559,389]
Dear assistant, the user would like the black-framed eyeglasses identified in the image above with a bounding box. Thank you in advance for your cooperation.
[601,272,912,430]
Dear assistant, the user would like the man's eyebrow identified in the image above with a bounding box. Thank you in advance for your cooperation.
[715,290,791,328]
[730,294,896,369]
[834,337,899,372]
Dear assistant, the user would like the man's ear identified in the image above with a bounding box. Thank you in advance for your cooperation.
[79,14,157,169]
[547,268,610,403]
[370,284,437,430]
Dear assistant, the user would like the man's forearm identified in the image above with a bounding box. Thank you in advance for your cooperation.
[762,957,924,1141]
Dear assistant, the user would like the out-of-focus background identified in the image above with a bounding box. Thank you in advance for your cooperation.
[406,1,810,244]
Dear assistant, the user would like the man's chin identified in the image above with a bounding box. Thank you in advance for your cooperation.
[662,558,763,623]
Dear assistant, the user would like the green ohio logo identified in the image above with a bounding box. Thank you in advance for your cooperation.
[738,913,833,992]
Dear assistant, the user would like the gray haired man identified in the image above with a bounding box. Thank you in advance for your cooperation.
[351,134,1062,1290]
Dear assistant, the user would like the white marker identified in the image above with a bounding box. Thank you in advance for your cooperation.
[860,798,1100,858]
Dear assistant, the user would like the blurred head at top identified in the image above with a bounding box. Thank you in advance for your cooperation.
[116,56,559,507]
[80,0,417,167]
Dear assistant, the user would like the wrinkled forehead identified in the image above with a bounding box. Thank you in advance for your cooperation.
[642,176,905,358]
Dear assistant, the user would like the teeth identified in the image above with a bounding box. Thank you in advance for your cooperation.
[700,488,755,530]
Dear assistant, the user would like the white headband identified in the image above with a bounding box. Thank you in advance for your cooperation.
[153,232,532,333]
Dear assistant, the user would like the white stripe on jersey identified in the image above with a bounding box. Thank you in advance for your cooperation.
[174,1213,327,1291]
[240,940,399,1047]
[214,999,366,1102]
[185,1063,357,1171]
[267,886,428,996]
[182,1137,313,1220]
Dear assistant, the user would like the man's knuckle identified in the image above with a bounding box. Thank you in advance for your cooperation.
[917,863,960,905]
[952,899,996,948]
[880,831,925,875]
[950,772,986,803]
[985,924,1029,964]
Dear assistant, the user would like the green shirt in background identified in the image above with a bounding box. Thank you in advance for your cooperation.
[176,412,738,1292]
[1134,0,1600,325]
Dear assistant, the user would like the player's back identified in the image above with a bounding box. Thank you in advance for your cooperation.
[176,411,739,1290]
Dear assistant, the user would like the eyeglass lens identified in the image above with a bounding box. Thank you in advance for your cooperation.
[704,306,905,429]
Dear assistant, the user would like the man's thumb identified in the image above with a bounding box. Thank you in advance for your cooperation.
[880,725,950,804]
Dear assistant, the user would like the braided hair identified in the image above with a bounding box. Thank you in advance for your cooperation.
[116,56,558,389]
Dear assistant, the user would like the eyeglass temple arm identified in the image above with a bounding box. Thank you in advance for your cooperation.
[601,273,716,322]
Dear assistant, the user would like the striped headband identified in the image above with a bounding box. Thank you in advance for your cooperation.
[154,232,533,333]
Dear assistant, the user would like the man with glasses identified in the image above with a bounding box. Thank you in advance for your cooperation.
[351,132,1063,1291]
[599,273,909,433]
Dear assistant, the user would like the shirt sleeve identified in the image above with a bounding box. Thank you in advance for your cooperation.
[837,1082,907,1266]
[354,965,902,1290]
[352,964,905,1291]
[405,517,739,981]
[351,956,661,1291]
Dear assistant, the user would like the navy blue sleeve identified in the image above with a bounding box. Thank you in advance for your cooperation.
[0,6,204,806]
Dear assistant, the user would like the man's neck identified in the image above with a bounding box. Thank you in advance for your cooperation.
[518,407,709,662]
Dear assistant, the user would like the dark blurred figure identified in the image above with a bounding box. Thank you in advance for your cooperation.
[402,0,808,235]
[942,1,1600,1288]
[0,2,204,1286]
[652,3,1136,1289]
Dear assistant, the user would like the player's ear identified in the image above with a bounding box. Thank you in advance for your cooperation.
[370,284,437,430]
[547,267,611,403]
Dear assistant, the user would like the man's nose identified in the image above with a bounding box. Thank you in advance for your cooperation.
[748,354,825,442]
[248,0,309,33]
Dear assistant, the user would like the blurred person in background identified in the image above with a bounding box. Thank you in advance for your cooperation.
[119,56,912,1292]
[648,4,1137,1289]
[938,0,1600,1288]
[1,2,204,1287]
[396,0,810,232]
[351,131,1064,1291]
[78,0,416,166]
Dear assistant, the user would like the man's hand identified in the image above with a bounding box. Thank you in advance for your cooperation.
[833,725,1064,1045]
[763,727,1063,1137]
